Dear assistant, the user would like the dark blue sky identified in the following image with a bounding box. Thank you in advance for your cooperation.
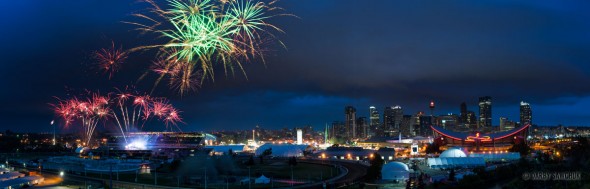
[1,0,590,133]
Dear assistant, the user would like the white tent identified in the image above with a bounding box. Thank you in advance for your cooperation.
[382,162,410,182]
[255,175,271,184]
[427,157,485,169]
[469,152,520,161]
[439,148,467,158]
[255,144,308,157]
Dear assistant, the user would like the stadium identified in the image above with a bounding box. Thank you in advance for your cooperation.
[430,124,530,152]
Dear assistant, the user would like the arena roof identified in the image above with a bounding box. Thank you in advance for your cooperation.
[431,124,530,142]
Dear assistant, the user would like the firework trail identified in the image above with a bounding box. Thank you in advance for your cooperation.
[124,0,290,95]
[51,88,183,146]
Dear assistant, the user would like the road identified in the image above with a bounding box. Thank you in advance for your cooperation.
[298,159,369,189]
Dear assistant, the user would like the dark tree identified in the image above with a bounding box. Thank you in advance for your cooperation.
[246,155,255,166]
[509,141,531,156]
[259,148,272,164]
[228,149,234,156]
[425,143,441,154]
[288,157,298,166]
[169,159,182,172]
[366,153,384,182]
[262,148,272,156]
[448,169,456,182]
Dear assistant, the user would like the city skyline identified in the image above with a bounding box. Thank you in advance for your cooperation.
[2,0,590,132]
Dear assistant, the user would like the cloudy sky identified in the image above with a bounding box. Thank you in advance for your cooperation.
[1,0,590,133]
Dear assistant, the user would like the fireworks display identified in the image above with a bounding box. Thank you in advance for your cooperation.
[51,89,183,146]
[126,0,289,95]
[94,41,129,79]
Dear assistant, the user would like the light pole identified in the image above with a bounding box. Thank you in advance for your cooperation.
[59,171,64,185]
[291,165,294,187]
[109,164,113,189]
[51,120,55,146]
[135,168,138,183]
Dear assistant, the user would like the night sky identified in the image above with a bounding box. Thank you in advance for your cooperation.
[1,0,590,133]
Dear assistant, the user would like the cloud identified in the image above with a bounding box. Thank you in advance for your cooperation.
[1,0,590,131]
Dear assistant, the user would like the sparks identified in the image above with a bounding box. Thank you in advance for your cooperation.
[51,89,183,146]
[126,0,290,95]
[94,41,129,79]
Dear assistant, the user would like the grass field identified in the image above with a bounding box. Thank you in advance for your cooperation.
[81,159,338,188]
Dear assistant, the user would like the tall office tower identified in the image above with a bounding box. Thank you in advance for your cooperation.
[400,115,413,137]
[393,106,403,130]
[478,96,492,129]
[383,106,394,134]
[499,117,517,132]
[345,106,357,139]
[296,129,303,144]
[520,101,532,125]
[466,111,476,128]
[356,117,368,138]
[460,102,467,124]
[383,106,401,136]
[331,121,346,140]
[437,114,459,130]
[369,106,380,137]
[499,117,507,132]
[412,112,432,137]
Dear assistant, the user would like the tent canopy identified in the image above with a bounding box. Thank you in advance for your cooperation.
[255,175,270,184]
[382,162,410,181]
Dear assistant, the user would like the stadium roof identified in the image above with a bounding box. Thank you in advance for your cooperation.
[431,124,530,141]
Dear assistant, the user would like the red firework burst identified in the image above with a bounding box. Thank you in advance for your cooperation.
[95,41,128,79]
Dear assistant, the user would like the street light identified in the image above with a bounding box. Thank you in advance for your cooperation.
[51,120,56,146]
[59,171,64,177]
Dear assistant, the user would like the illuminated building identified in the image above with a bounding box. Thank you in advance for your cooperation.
[369,106,380,137]
[383,106,395,135]
[460,102,467,124]
[520,101,532,125]
[318,147,396,161]
[102,132,207,158]
[296,129,303,144]
[478,96,492,129]
[383,106,402,136]
[431,124,530,152]
[500,117,517,132]
[466,111,477,128]
[357,117,368,139]
[345,106,357,139]
[400,115,413,137]
[437,114,459,130]
[331,121,346,140]
[411,112,432,137]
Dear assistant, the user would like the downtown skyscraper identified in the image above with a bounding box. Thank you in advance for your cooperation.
[383,106,402,136]
[369,106,380,137]
[520,101,532,125]
[479,96,492,129]
[345,106,357,139]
